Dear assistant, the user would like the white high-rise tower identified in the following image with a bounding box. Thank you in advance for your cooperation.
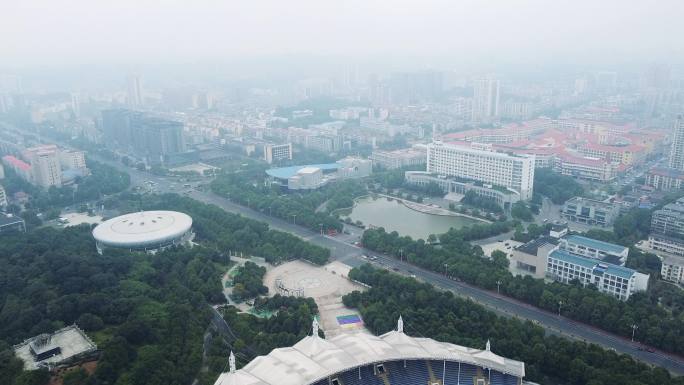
[668,115,684,171]
[127,74,143,108]
[472,76,500,123]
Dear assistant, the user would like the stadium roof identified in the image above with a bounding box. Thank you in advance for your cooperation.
[563,235,627,255]
[214,318,525,385]
[266,164,339,179]
[92,210,192,248]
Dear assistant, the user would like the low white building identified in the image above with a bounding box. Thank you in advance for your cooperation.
[547,249,648,301]
[336,157,372,178]
[660,253,684,285]
[288,167,324,190]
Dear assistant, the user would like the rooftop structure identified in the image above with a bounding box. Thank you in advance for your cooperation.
[214,318,529,385]
[13,325,97,370]
[510,237,558,279]
[0,213,26,233]
[92,210,193,254]
[559,234,628,265]
[547,249,648,301]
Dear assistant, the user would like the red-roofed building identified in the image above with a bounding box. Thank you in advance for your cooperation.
[554,152,619,182]
[2,155,32,181]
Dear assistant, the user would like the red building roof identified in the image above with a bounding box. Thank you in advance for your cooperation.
[2,155,31,172]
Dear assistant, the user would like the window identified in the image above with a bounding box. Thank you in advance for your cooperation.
[331,379,340,385]
[376,364,386,374]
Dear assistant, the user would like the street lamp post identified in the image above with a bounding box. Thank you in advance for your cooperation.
[496,280,501,294]
[292,214,297,225]
[399,248,404,262]
[319,223,323,235]
[631,324,639,342]
[558,300,563,317]
[444,263,449,277]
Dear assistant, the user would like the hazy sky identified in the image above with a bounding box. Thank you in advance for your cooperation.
[3,0,683,68]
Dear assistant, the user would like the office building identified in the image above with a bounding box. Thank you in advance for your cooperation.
[427,141,535,200]
[546,249,649,301]
[0,184,7,207]
[561,197,620,227]
[559,234,629,265]
[369,147,427,170]
[668,115,684,170]
[472,76,500,123]
[264,143,293,164]
[649,198,684,256]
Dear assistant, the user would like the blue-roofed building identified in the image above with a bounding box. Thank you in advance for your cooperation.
[559,234,629,265]
[546,249,649,301]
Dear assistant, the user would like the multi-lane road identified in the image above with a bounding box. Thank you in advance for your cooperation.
[73,152,684,375]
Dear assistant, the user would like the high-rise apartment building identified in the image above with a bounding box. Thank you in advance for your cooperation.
[101,110,185,164]
[137,119,185,163]
[23,145,62,188]
[59,150,87,173]
[427,142,535,200]
[0,184,7,207]
[472,76,500,122]
[668,115,684,170]
[127,74,143,108]
[102,109,136,149]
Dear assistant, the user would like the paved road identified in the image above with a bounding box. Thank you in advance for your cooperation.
[79,152,684,375]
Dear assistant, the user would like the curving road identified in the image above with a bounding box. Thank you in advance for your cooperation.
[82,152,684,375]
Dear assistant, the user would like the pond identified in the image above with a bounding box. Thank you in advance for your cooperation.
[344,196,481,240]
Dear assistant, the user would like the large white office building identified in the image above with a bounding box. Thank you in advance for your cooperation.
[427,141,535,200]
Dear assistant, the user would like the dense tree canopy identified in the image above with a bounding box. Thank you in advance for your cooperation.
[211,171,366,233]
[344,265,680,385]
[231,262,268,301]
[0,193,331,385]
[361,226,684,355]
[533,169,584,204]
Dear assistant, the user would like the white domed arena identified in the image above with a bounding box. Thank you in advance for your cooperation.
[214,317,538,385]
[92,210,194,254]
